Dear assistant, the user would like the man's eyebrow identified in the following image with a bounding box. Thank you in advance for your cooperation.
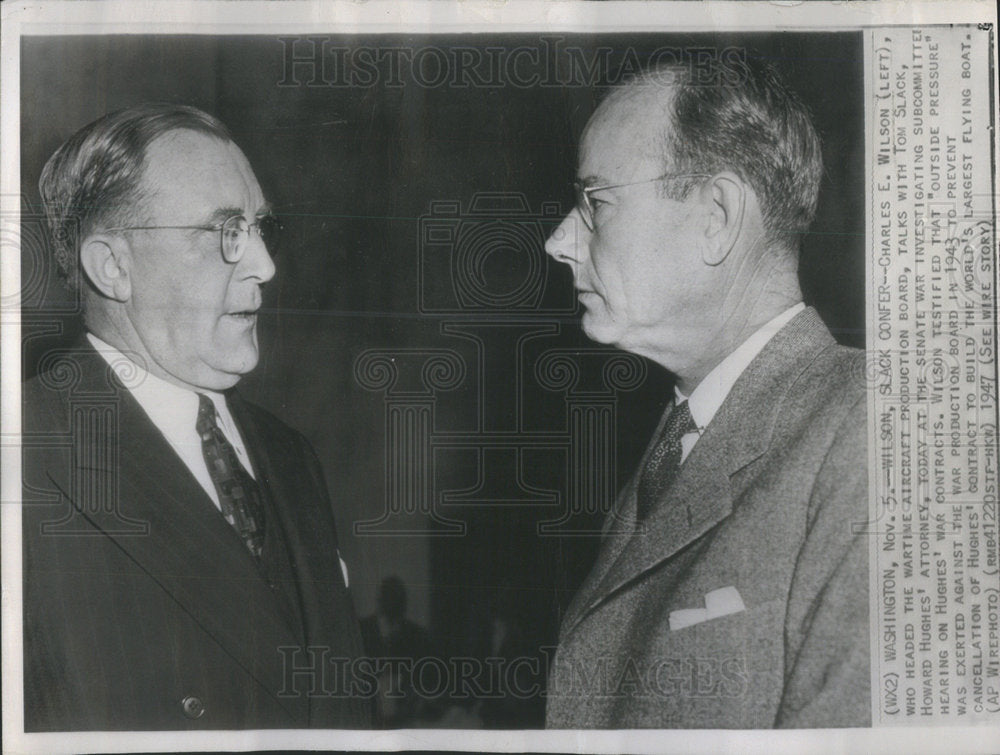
[204,202,274,225]
[205,206,244,225]
[576,174,608,188]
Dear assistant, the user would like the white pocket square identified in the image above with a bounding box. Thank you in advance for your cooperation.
[669,586,746,631]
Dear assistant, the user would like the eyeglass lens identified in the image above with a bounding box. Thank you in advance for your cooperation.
[221,215,282,262]
[573,185,594,231]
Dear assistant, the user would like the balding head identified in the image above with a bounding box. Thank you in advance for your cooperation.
[581,79,677,175]
[591,57,823,254]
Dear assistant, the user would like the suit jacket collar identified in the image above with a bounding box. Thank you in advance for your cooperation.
[43,337,308,721]
[562,307,836,634]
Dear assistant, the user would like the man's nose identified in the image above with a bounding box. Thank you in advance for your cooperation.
[544,210,587,265]
[240,228,276,284]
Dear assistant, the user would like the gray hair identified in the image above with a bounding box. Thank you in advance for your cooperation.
[39,103,233,292]
[612,55,823,252]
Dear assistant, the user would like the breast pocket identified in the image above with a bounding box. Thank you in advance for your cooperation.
[662,596,786,710]
[669,596,783,649]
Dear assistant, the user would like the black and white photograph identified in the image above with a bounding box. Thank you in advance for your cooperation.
[2,2,997,753]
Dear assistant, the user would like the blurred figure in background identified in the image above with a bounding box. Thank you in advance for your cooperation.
[361,576,435,727]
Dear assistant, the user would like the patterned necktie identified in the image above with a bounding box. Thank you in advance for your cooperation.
[636,400,698,522]
[196,393,265,558]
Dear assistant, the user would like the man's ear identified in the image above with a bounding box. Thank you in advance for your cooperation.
[701,173,746,266]
[79,234,131,302]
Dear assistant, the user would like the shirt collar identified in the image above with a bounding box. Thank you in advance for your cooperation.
[675,303,805,431]
[86,332,231,437]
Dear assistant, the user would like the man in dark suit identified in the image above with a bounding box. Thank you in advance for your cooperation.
[543,59,870,728]
[22,104,372,730]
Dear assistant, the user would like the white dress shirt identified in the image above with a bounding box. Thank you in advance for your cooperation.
[677,303,805,462]
[87,334,353,586]
[87,333,256,512]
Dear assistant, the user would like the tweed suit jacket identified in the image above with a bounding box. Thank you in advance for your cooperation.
[546,308,871,729]
[22,340,372,730]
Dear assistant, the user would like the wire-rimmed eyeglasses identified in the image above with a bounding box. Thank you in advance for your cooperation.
[573,173,710,231]
[105,213,283,263]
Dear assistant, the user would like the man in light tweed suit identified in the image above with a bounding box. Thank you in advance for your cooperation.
[543,57,870,728]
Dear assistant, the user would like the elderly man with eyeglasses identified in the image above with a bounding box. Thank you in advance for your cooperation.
[22,104,371,731]
[544,59,870,729]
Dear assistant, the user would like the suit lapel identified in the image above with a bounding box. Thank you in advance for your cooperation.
[227,394,326,637]
[46,343,306,720]
[230,394,371,725]
[562,308,836,635]
[229,392,358,659]
[562,407,743,635]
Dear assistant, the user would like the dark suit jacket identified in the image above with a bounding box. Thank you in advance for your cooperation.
[22,340,372,730]
[546,308,871,729]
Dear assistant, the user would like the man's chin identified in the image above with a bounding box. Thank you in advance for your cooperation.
[200,347,260,389]
[580,313,620,346]
[223,353,260,379]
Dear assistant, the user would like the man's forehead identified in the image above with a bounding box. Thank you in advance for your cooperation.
[146,129,241,167]
[141,130,264,214]
[578,83,675,182]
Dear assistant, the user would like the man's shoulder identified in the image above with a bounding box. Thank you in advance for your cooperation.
[23,363,107,432]
[23,371,60,416]
[769,341,868,483]
[23,341,122,419]
[780,341,866,429]
[800,341,867,403]
[745,308,866,426]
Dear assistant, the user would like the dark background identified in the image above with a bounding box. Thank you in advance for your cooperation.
[21,32,864,726]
